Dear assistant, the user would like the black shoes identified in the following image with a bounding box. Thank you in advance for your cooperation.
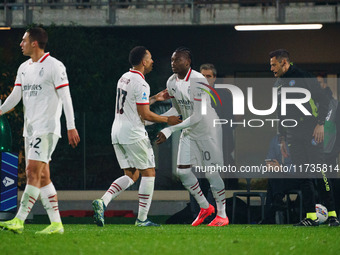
[327,216,340,227]
[294,218,319,227]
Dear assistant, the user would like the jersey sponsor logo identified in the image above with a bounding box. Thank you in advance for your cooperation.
[142,92,148,101]
[23,84,42,97]
[176,98,192,110]
[177,99,191,105]
[23,84,42,91]
[2,177,14,187]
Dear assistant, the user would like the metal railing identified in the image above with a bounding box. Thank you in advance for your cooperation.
[1,0,339,27]
[1,0,339,10]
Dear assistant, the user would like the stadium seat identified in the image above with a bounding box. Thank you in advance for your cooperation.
[232,179,266,224]
[284,190,303,223]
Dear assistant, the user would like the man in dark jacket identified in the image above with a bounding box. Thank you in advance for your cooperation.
[269,49,339,226]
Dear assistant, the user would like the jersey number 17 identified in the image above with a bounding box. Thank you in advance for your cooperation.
[116,88,127,114]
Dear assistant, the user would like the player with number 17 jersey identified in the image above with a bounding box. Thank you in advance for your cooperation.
[111,69,150,145]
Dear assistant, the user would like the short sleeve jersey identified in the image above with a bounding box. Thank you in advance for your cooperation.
[15,53,69,137]
[111,69,150,144]
[167,68,219,139]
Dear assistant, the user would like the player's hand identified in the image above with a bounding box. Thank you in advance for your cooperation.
[280,140,289,158]
[67,129,80,148]
[0,110,2,116]
[156,132,167,144]
[167,116,182,125]
[313,124,324,144]
[154,89,170,102]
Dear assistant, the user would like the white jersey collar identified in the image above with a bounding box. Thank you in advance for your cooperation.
[129,69,145,80]
[176,68,192,82]
[29,52,50,64]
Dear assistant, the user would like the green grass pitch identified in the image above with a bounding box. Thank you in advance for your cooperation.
[1,224,339,255]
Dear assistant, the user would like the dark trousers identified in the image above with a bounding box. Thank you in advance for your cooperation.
[287,121,336,213]
[265,178,297,222]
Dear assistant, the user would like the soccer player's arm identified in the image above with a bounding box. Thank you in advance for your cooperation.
[136,97,181,125]
[137,104,168,123]
[138,82,181,125]
[308,76,329,143]
[161,95,180,117]
[149,89,171,105]
[144,89,178,126]
[159,97,203,140]
[144,104,180,126]
[0,86,22,116]
[54,62,80,148]
[0,66,23,115]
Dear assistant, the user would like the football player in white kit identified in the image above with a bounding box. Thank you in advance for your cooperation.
[92,46,181,227]
[157,47,228,227]
[0,27,80,234]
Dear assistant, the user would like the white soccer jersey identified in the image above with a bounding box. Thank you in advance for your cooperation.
[14,53,70,138]
[111,69,150,144]
[167,68,219,140]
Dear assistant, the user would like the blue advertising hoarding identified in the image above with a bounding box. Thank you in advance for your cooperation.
[0,152,18,212]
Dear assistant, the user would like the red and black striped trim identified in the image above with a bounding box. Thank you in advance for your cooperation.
[139,194,150,200]
[217,189,225,196]
[139,203,147,208]
[190,181,199,190]
[29,196,36,202]
[14,83,21,86]
[111,183,122,192]
[136,102,149,105]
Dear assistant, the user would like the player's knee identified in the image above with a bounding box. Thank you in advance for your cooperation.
[140,168,155,177]
[176,167,191,178]
[129,175,139,182]
[26,167,40,183]
[40,175,51,187]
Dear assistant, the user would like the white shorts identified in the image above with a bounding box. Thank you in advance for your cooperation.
[25,134,59,164]
[177,128,223,167]
[113,138,155,170]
